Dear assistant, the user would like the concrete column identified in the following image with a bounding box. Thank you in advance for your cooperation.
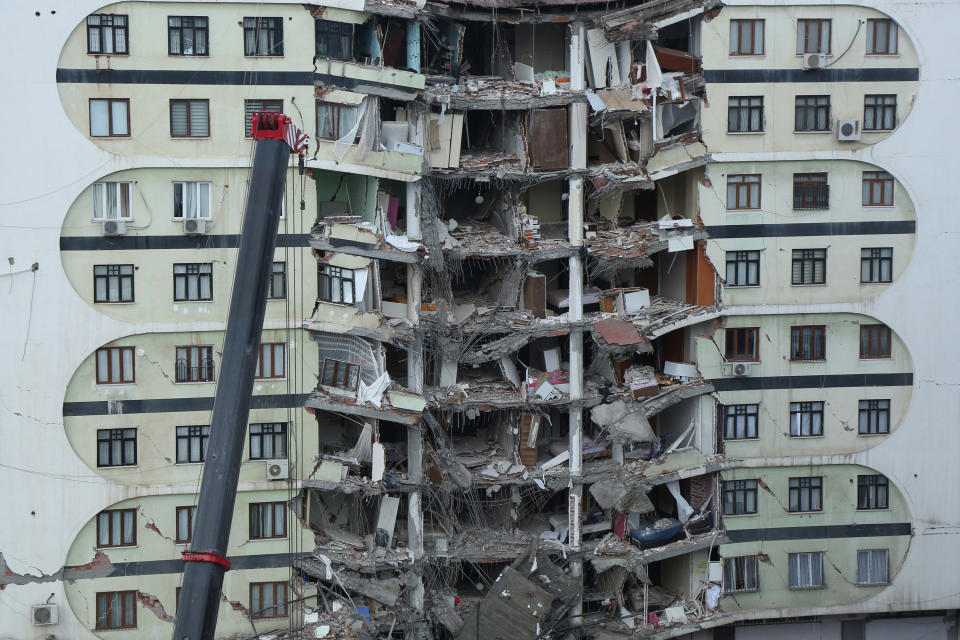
[407,425,425,610]
[406,181,422,241]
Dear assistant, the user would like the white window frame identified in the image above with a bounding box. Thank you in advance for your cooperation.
[788,551,824,589]
[723,555,759,593]
[91,182,133,220]
[173,181,212,219]
[857,549,889,585]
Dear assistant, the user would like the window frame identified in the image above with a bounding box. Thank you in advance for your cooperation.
[255,343,287,379]
[168,16,209,56]
[91,182,133,220]
[175,345,215,383]
[860,325,892,359]
[792,173,829,210]
[89,98,130,137]
[722,479,758,515]
[249,501,287,540]
[863,95,897,131]
[857,549,889,585]
[794,95,831,132]
[93,264,135,303]
[796,19,831,54]
[858,399,891,435]
[858,474,890,510]
[722,403,759,440]
[250,422,288,460]
[245,99,283,137]
[727,97,764,133]
[96,590,137,630]
[318,265,357,304]
[175,505,198,544]
[788,476,824,512]
[724,327,759,362]
[243,17,284,56]
[96,508,137,548]
[791,249,827,285]
[250,581,288,619]
[320,358,361,391]
[315,19,355,61]
[861,247,893,283]
[87,14,129,55]
[176,425,210,464]
[96,428,138,468]
[862,171,895,206]
[170,99,210,138]
[723,555,759,593]
[789,401,825,437]
[316,101,361,141]
[726,174,762,210]
[788,551,824,589]
[268,261,287,299]
[790,325,826,361]
[729,19,765,56]
[173,263,214,302]
[866,19,898,55]
[725,250,760,287]
[172,181,212,219]
[95,346,136,384]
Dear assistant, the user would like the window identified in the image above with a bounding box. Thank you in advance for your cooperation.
[91,182,132,219]
[858,475,889,509]
[175,346,214,383]
[250,581,287,618]
[317,102,361,141]
[725,251,760,287]
[728,97,764,132]
[788,552,823,589]
[860,325,892,358]
[864,95,897,131]
[168,16,208,55]
[255,343,286,379]
[249,502,287,539]
[792,249,826,285]
[861,248,893,283]
[723,404,759,440]
[87,14,128,54]
[797,19,831,54]
[862,171,895,206]
[173,263,213,301]
[725,327,758,362]
[790,325,826,361]
[268,262,287,299]
[726,174,761,210]
[96,346,135,384]
[244,17,284,56]
[729,19,764,55]
[97,428,137,467]
[175,506,197,543]
[318,265,356,304]
[859,399,890,435]
[89,99,130,137]
[321,358,360,391]
[245,99,283,137]
[866,19,898,55]
[788,477,823,512]
[723,479,758,515]
[723,556,759,593]
[842,620,866,640]
[790,401,824,437]
[793,173,829,210]
[94,265,135,303]
[97,509,136,547]
[250,423,287,460]
[795,96,831,132]
[173,182,211,219]
[96,591,137,630]
[316,19,355,61]
[857,549,889,585]
[176,425,210,463]
[170,100,210,137]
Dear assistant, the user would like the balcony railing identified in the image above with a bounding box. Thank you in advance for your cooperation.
[175,358,215,383]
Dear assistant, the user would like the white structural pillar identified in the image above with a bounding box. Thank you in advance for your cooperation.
[406,263,425,611]
[406,180,422,241]
[567,20,587,632]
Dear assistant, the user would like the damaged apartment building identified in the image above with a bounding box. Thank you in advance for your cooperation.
[35,0,927,639]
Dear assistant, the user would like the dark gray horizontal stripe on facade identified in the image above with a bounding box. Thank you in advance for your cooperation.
[710,373,913,392]
[63,552,306,580]
[60,233,308,251]
[726,522,912,543]
[63,393,309,417]
[56,68,315,86]
[706,221,916,239]
[704,68,919,83]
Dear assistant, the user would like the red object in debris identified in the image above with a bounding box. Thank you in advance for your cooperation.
[182,551,232,570]
[249,111,310,155]
[648,611,659,626]
[454,596,462,604]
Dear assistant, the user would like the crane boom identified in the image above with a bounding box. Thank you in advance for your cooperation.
[173,113,307,640]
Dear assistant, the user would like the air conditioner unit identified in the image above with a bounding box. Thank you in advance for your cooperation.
[802,53,827,70]
[31,604,58,626]
[837,120,861,142]
[183,218,207,235]
[266,459,289,480]
[733,362,751,377]
[101,220,127,236]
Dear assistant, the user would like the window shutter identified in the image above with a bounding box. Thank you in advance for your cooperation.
[171,101,188,135]
[189,101,209,136]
